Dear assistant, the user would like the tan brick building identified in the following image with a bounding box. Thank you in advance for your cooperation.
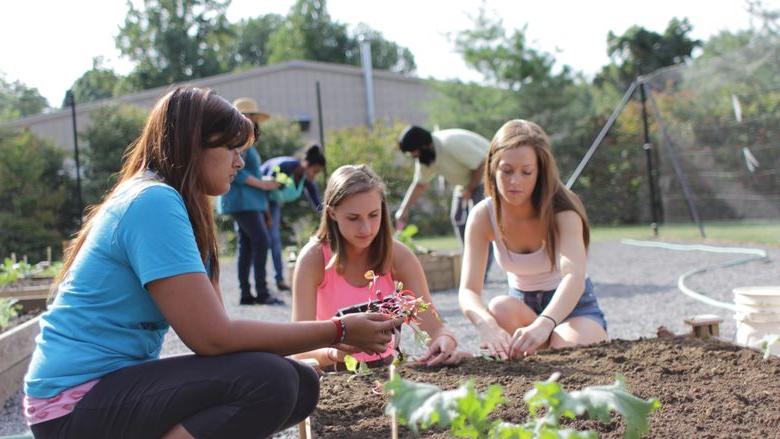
[1,60,434,152]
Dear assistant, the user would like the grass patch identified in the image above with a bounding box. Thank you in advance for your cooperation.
[592,221,780,246]
[415,221,780,251]
[415,235,463,252]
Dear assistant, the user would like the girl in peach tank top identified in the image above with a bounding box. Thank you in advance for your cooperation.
[459,120,608,362]
[291,165,467,370]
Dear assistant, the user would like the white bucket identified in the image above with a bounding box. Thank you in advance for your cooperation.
[733,286,780,357]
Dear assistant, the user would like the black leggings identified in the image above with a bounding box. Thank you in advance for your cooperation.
[30,352,319,439]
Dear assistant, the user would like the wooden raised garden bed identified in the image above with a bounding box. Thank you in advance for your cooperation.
[0,281,50,406]
[0,316,41,406]
[417,251,461,292]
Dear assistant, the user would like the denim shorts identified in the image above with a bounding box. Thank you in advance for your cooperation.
[509,278,608,330]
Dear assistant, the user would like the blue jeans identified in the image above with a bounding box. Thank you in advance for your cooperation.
[509,278,608,330]
[233,211,270,300]
[268,201,284,283]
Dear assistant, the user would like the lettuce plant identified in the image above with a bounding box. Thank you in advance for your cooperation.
[385,372,660,439]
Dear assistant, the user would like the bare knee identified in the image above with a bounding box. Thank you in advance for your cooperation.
[549,318,608,349]
[488,295,534,333]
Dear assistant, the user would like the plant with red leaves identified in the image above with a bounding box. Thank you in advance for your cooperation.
[341,271,437,373]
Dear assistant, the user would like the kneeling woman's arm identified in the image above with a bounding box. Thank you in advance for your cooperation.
[148,273,399,357]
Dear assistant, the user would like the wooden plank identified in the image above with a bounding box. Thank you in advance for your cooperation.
[0,316,40,406]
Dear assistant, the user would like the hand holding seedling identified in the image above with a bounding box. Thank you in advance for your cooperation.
[340,313,403,355]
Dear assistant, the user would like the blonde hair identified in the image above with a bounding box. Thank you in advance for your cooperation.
[484,119,590,267]
[315,164,393,274]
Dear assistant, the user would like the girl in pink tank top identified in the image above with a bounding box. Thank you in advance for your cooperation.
[291,165,465,370]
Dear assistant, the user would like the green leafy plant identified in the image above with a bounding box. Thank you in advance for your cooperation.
[394,224,429,254]
[34,261,63,279]
[385,372,660,439]
[760,334,780,360]
[0,298,21,331]
[0,257,33,288]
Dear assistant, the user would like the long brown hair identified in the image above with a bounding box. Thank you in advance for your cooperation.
[484,119,590,268]
[56,87,255,291]
[315,164,394,275]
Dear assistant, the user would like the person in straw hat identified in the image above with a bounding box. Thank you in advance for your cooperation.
[219,97,285,305]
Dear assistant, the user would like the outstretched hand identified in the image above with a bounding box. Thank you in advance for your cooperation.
[508,318,555,359]
[417,332,460,367]
[477,323,513,361]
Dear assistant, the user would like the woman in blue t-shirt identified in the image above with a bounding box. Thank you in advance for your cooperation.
[261,145,326,291]
[23,87,400,438]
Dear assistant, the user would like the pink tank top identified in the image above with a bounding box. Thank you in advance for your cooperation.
[316,243,396,361]
[485,198,562,291]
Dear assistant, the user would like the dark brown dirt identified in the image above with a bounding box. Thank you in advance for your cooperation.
[311,336,780,438]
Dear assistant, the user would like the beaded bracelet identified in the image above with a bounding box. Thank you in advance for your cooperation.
[330,317,346,345]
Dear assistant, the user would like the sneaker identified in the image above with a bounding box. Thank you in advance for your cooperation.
[256,295,285,306]
[239,297,257,306]
[276,281,291,291]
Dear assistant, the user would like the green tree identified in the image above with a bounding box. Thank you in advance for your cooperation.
[453,9,563,91]
[228,14,284,68]
[80,104,148,205]
[351,25,416,74]
[62,57,121,107]
[267,0,416,73]
[0,73,49,120]
[268,0,353,65]
[602,18,701,85]
[0,128,71,261]
[115,0,233,90]
[426,80,520,139]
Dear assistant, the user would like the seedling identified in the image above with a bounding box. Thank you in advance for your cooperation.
[0,298,21,331]
[340,271,435,373]
[760,334,780,360]
[385,372,660,439]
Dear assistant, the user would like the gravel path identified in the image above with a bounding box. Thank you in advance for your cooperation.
[2,239,778,436]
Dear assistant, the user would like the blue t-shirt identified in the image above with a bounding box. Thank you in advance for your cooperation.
[24,174,206,398]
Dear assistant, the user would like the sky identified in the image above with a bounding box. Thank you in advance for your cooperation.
[0,0,770,106]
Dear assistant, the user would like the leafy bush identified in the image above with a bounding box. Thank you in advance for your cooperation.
[81,104,148,206]
[385,372,660,439]
[0,128,73,261]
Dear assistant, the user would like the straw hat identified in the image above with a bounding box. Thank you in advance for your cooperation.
[232,97,270,122]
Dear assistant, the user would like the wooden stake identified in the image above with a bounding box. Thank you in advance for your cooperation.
[390,363,398,439]
[298,358,320,439]
[47,246,52,265]
[298,416,312,439]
